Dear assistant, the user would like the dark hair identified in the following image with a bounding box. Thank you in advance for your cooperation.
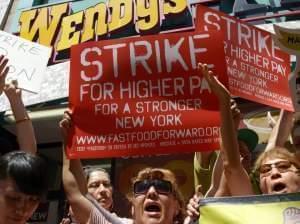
[0,151,48,196]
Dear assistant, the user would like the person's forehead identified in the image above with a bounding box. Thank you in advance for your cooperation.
[88,170,110,182]
[0,178,22,194]
[0,177,16,188]
[262,158,289,165]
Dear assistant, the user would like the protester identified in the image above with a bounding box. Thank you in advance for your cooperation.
[60,165,116,223]
[59,165,116,224]
[185,63,300,223]
[0,54,36,155]
[4,79,37,154]
[127,167,186,224]
[0,55,47,224]
[0,151,48,224]
[194,128,258,196]
[84,166,114,211]
[199,62,300,195]
[61,111,186,224]
[60,111,132,224]
[194,96,259,197]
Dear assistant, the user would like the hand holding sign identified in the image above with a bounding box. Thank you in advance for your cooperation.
[0,30,51,94]
[59,110,73,145]
[4,80,22,107]
[186,185,204,223]
[0,54,9,95]
[198,63,231,102]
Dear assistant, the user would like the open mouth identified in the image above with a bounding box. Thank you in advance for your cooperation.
[145,204,161,212]
[145,203,161,213]
[272,182,287,193]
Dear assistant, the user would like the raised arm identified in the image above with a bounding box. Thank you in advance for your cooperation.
[60,112,94,223]
[198,63,253,196]
[205,99,241,197]
[60,111,88,195]
[265,109,294,151]
[4,81,37,154]
[60,112,125,224]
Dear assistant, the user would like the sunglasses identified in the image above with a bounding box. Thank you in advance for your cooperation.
[133,179,172,195]
[259,160,296,177]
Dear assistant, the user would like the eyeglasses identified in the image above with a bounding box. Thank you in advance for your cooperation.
[259,161,296,176]
[133,179,172,195]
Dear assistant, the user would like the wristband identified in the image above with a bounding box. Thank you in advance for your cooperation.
[16,117,30,124]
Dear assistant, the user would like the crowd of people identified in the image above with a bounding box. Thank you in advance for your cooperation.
[0,55,299,224]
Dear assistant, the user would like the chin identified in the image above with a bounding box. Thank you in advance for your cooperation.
[143,218,162,224]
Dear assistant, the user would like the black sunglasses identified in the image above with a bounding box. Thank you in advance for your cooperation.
[133,179,172,195]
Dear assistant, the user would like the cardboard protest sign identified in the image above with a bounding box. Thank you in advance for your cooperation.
[199,193,300,224]
[273,25,300,55]
[0,30,51,93]
[196,5,293,111]
[69,30,227,159]
[273,25,300,111]
[0,61,69,112]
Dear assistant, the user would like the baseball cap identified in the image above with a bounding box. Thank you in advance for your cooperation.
[237,128,259,152]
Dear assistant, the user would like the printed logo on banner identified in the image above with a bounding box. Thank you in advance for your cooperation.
[0,30,51,93]
[283,207,300,224]
[69,30,227,159]
[195,5,293,111]
[199,193,300,224]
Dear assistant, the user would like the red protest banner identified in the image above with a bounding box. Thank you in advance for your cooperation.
[68,30,227,159]
[196,5,293,111]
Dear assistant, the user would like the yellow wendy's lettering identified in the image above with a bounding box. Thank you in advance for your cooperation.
[108,0,133,33]
[18,0,188,61]
[19,3,69,46]
[136,0,160,34]
[164,0,188,15]
[56,11,84,52]
[81,3,108,42]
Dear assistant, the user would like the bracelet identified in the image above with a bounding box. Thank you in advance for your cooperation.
[16,117,30,124]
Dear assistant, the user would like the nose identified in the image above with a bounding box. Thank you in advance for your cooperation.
[98,183,106,192]
[270,167,282,179]
[95,184,108,197]
[15,198,28,216]
[146,186,158,198]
